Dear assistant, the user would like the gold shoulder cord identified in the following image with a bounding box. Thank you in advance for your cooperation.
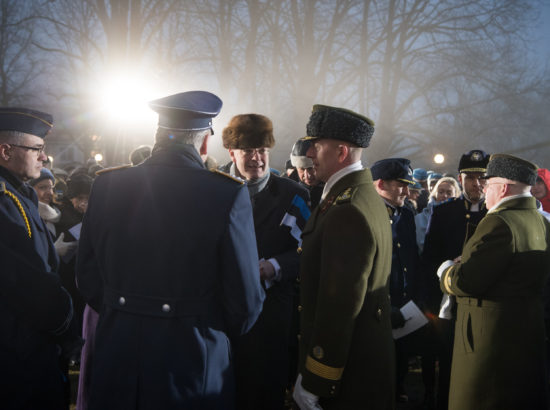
[2,187,32,238]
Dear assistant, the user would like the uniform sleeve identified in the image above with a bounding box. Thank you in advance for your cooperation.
[76,180,104,311]
[441,214,512,297]
[0,241,73,335]
[301,204,374,397]
[220,185,265,337]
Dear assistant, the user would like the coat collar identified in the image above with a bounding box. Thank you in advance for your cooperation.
[489,195,536,214]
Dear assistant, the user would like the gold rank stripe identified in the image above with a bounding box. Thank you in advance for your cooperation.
[444,271,454,295]
[305,356,344,381]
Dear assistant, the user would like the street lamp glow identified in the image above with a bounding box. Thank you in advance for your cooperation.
[94,153,104,162]
[434,154,445,164]
[97,72,157,124]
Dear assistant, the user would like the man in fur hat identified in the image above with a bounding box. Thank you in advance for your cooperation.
[439,154,550,410]
[292,105,395,410]
[222,113,310,410]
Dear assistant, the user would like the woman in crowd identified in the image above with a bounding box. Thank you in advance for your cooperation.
[415,176,461,254]
[532,168,550,212]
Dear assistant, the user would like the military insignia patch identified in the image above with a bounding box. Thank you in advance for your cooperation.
[335,188,354,204]
[312,346,324,359]
[471,151,482,161]
[211,169,245,184]
[320,196,335,213]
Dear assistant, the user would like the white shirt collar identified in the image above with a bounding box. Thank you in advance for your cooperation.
[488,193,532,213]
[321,161,364,200]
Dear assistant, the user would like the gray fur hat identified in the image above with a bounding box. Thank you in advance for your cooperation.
[484,154,538,186]
[305,104,374,148]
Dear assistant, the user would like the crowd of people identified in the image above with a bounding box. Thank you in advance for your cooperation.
[1,93,550,410]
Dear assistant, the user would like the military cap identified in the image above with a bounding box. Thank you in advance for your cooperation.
[413,168,428,182]
[409,181,423,190]
[290,138,313,168]
[304,104,374,148]
[222,113,274,149]
[149,91,222,132]
[29,168,55,187]
[483,153,538,186]
[0,107,53,138]
[371,158,414,184]
[458,149,490,173]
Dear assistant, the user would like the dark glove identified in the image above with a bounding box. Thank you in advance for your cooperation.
[391,307,406,329]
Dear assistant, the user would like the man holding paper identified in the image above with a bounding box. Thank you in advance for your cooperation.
[371,158,426,404]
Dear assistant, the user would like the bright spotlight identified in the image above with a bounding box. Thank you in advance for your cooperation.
[434,154,445,164]
[97,72,157,124]
[94,153,104,162]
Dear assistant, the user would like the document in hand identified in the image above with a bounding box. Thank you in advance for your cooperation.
[392,300,428,339]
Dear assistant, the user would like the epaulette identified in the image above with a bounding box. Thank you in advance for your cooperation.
[211,169,245,184]
[334,187,356,204]
[95,164,132,176]
[0,181,5,193]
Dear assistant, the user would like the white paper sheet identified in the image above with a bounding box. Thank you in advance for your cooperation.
[392,300,429,339]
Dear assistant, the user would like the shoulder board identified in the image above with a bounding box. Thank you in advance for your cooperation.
[211,169,245,184]
[335,187,356,204]
[95,164,132,176]
[0,181,5,193]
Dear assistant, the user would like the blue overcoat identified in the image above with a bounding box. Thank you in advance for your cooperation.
[76,144,265,410]
[0,165,73,410]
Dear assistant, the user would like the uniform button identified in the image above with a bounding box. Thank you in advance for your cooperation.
[297,247,302,254]
[296,277,301,283]
[403,267,407,272]
[376,308,382,320]
[465,214,471,219]
[118,297,126,306]
[397,243,401,248]
[162,304,171,313]
[298,305,303,312]
[389,220,393,224]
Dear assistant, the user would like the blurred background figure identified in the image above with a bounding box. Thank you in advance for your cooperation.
[413,168,429,212]
[29,168,61,236]
[290,138,324,208]
[532,168,550,212]
[129,144,152,166]
[415,177,461,253]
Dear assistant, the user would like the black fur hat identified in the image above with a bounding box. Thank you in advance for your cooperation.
[483,154,538,186]
[222,114,274,149]
[305,105,374,148]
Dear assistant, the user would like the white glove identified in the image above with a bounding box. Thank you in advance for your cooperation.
[54,233,78,257]
[293,373,323,410]
[437,259,455,279]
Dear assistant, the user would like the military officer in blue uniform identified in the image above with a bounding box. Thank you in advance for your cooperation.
[421,149,490,410]
[76,91,265,410]
[371,158,428,403]
[0,108,74,410]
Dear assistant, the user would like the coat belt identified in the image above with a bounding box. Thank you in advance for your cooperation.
[103,287,211,318]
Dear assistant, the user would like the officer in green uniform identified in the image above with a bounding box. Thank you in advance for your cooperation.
[440,154,550,410]
[293,105,395,410]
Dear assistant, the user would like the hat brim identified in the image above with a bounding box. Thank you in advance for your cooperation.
[398,178,415,185]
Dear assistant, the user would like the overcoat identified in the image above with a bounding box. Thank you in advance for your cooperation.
[233,173,310,410]
[441,196,550,410]
[0,165,73,410]
[76,144,265,410]
[298,168,395,410]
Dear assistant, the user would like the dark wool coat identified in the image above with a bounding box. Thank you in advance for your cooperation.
[441,196,550,410]
[421,196,487,313]
[298,169,395,410]
[76,145,265,410]
[233,173,310,410]
[0,165,72,410]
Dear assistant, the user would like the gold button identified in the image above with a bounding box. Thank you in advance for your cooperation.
[466,214,471,219]
[403,267,407,272]
[118,297,126,306]
[297,247,302,254]
[376,308,382,319]
[298,305,303,312]
[162,304,171,313]
[297,334,301,341]
[390,220,393,224]
[313,346,324,359]
[397,243,401,248]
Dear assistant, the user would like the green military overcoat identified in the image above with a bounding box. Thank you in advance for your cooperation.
[298,168,395,410]
[441,196,550,410]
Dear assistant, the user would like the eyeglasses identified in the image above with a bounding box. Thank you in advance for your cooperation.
[239,148,269,157]
[10,144,46,155]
